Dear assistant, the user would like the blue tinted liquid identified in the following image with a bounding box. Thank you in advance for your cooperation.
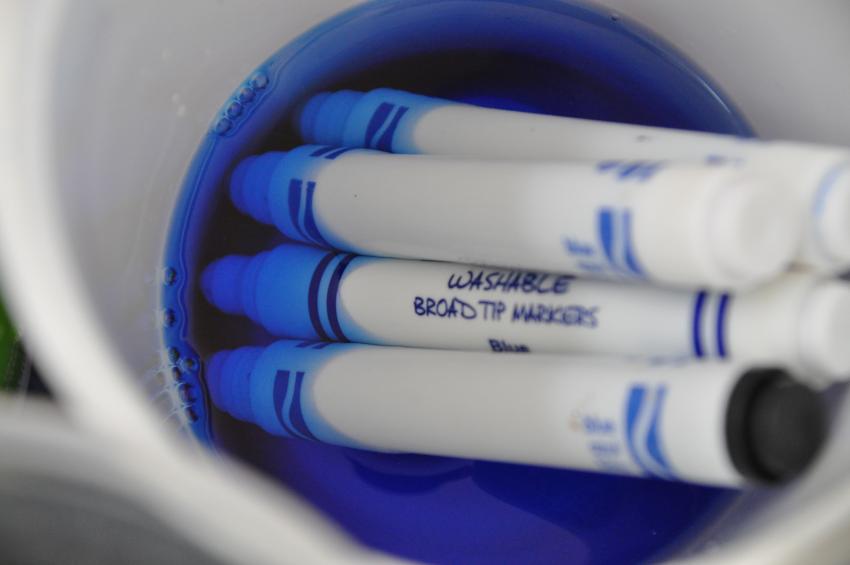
[163,1,750,562]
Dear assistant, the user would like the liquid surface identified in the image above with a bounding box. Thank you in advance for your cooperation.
[163,1,751,563]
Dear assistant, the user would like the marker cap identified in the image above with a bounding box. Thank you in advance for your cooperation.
[708,175,798,283]
[817,166,850,263]
[634,169,798,288]
[730,273,850,385]
[726,368,826,483]
[799,279,850,380]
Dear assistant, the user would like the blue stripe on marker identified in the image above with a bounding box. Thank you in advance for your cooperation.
[296,181,312,243]
[310,145,336,157]
[296,341,332,350]
[287,179,302,239]
[280,370,306,439]
[692,291,708,358]
[317,254,345,338]
[376,106,409,152]
[596,160,621,173]
[273,370,296,437]
[622,210,645,276]
[625,386,652,477]
[636,162,663,181]
[715,293,731,359]
[618,161,644,179]
[288,371,319,441]
[287,179,311,243]
[599,208,616,269]
[324,146,357,160]
[302,181,329,247]
[645,386,675,478]
[365,102,394,148]
[326,254,356,342]
[307,252,337,341]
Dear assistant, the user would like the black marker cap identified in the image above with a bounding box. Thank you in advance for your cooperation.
[726,368,827,484]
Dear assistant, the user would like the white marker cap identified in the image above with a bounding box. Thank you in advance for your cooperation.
[816,166,850,264]
[634,168,799,289]
[799,279,850,382]
[708,175,798,284]
[752,143,850,271]
[731,272,850,386]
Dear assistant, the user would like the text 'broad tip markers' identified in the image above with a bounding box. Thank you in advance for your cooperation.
[203,243,850,387]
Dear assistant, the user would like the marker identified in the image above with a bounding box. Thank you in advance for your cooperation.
[296,88,850,271]
[202,244,850,386]
[206,340,826,487]
[230,145,798,289]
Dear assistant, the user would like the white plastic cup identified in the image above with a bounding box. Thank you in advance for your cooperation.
[3,1,850,564]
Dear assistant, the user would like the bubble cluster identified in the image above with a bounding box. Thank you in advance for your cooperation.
[212,70,270,136]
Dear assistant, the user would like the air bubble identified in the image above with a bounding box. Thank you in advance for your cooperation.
[167,347,180,363]
[178,383,194,403]
[226,101,243,118]
[163,309,176,327]
[163,267,177,286]
[214,117,233,135]
[250,72,269,90]
[238,87,255,103]
[181,357,198,372]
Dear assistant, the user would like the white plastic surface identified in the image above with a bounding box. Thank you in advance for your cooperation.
[2,0,850,563]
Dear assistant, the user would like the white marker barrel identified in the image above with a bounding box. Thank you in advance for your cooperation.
[202,245,850,387]
[297,88,850,271]
[206,341,826,487]
[231,145,798,289]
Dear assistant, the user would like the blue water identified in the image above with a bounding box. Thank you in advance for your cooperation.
[162,0,751,562]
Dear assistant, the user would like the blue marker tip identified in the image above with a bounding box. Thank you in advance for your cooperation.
[229,152,287,224]
[297,90,363,144]
[201,255,251,315]
[294,91,330,142]
[228,346,263,420]
[205,350,229,410]
[205,346,262,422]
[229,156,256,214]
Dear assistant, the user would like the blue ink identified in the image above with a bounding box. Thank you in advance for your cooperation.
[488,339,530,353]
[511,303,599,327]
[447,270,572,294]
[413,296,477,319]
